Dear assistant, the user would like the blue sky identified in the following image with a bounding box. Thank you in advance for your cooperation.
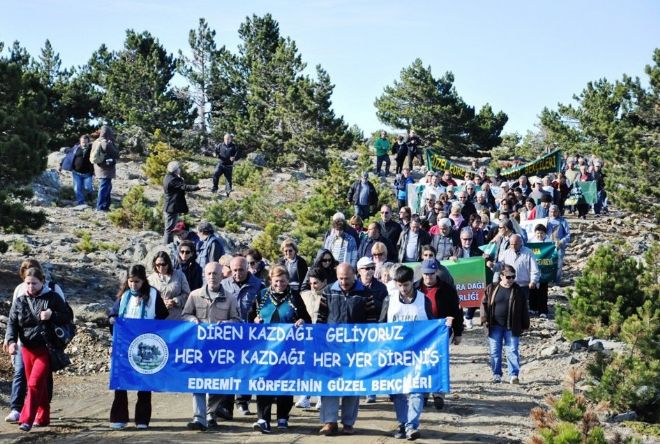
[2,0,658,137]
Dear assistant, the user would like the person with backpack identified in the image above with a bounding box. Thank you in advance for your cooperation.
[4,260,65,425]
[4,267,73,432]
[90,125,119,212]
[60,134,94,205]
[107,265,168,430]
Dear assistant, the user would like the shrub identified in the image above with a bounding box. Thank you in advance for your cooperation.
[232,161,263,187]
[10,239,31,255]
[108,186,162,232]
[251,223,288,262]
[143,132,199,185]
[556,244,645,340]
[74,230,97,253]
[587,301,660,422]
[205,199,241,229]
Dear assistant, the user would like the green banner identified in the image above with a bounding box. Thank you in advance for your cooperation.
[440,257,487,308]
[499,150,562,180]
[526,242,558,283]
[576,181,597,205]
[425,148,472,177]
[405,257,487,308]
[478,243,498,259]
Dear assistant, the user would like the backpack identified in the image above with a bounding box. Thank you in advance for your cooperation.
[60,146,78,171]
[90,139,107,165]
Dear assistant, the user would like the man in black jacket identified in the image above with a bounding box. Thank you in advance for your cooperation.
[163,161,200,244]
[212,133,237,196]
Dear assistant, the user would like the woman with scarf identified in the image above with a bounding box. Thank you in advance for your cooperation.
[108,265,168,430]
[249,266,311,433]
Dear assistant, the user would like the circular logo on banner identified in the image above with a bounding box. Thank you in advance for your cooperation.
[128,333,168,375]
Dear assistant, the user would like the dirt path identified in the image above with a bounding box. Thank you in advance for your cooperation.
[0,313,565,444]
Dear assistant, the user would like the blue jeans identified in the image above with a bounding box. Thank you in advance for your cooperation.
[96,178,113,211]
[354,204,370,220]
[488,324,520,377]
[11,345,26,411]
[72,171,94,205]
[320,396,359,426]
[392,392,423,431]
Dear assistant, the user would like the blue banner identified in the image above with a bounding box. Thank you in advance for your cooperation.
[109,319,450,396]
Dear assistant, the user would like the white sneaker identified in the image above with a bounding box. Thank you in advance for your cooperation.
[110,422,127,430]
[136,424,149,430]
[465,319,473,329]
[5,410,20,423]
[295,396,311,409]
[510,376,520,384]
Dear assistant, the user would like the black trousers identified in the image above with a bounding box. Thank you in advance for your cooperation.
[212,164,233,192]
[529,282,549,314]
[110,390,151,425]
[256,395,293,424]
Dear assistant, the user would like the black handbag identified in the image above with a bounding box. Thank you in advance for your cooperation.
[47,346,71,372]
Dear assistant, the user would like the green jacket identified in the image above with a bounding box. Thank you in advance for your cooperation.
[374,138,391,157]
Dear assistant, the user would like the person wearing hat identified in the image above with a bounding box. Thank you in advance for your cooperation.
[163,161,201,245]
[196,222,225,270]
[413,259,463,412]
[356,257,388,319]
[169,221,201,260]
[347,172,378,220]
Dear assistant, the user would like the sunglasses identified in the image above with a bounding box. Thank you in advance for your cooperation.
[179,250,192,255]
[372,252,384,257]
[361,266,376,271]
[503,274,516,280]
[321,258,332,263]
[248,261,257,266]
[381,211,390,214]
[155,262,167,267]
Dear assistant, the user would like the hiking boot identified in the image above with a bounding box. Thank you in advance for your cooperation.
[342,424,355,435]
[237,404,253,416]
[186,421,207,431]
[394,424,406,439]
[319,422,338,436]
[406,428,421,440]
[295,396,311,409]
[492,374,502,384]
[366,395,376,403]
[252,419,271,434]
[277,418,289,429]
[206,419,219,429]
[433,394,445,410]
[216,406,233,420]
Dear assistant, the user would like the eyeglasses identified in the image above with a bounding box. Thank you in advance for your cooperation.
[380,211,390,214]
[248,261,257,266]
[179,250,192,255]
[361,266,375,271]
[155,262,167,267]
[321,258,332,263]
[503,274,516,280]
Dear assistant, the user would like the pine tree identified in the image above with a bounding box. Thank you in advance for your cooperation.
[0,43,48,235]
[89,30,193,145]
[178,18,219,150]
[374,59,507,157]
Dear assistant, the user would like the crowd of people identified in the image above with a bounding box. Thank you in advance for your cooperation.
[4,129,606,439]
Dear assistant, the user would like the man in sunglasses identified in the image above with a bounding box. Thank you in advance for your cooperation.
[378,205,403,248]
[480,264,530,384]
